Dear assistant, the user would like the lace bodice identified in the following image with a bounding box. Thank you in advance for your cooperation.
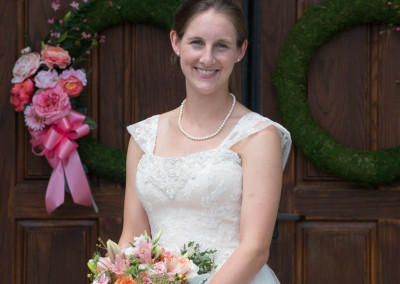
[127,112,291,283]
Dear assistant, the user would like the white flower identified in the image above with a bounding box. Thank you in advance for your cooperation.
[106,239,120,263]
[24,105,45,131]
[21,47,31,55]
[34,70,59,89]
[11,52,41,84]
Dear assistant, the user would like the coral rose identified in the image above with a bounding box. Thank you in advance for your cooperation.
[31,86,71,124]
[11,52,41,83]
[41,45,71,69]
[58,76,84,97]
[10,78,34,111]
[115,275,139,284]
[58,68,87,97]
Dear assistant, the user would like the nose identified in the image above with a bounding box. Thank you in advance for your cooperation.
[199,46,215,66]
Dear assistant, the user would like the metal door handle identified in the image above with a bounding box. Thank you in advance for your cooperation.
[272,213,305,239]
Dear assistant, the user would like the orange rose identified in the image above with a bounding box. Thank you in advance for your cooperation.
[41,45,71,69]
[115,275,139,284]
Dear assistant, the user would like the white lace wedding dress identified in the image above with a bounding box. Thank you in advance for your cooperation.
[127,112,291,284]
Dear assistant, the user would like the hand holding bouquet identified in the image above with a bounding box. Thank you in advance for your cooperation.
[87,230,217,284]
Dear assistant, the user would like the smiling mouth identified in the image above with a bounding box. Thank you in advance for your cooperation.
[195,68,218,76]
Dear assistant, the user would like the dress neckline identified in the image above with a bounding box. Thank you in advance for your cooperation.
[150,112,254,159]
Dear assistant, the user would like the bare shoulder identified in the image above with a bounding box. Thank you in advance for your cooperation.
[158,108,180,129]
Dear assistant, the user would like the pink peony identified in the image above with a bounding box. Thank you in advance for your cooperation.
[10,78,34,111]
[34,69,59,89]
[58,68,86,96]
[24,105,45,131]
[11,52,41,84]
[41,45,71,69]
[32,86,71,124]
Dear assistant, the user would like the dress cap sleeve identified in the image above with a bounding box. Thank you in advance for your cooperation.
[220,112,292,169]
[126,115,159,154]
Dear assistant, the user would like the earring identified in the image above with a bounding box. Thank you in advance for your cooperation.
[177,50,180,56]
[236,58,240,62]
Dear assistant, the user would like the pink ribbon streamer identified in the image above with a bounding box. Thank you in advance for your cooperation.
[30,110,93,214]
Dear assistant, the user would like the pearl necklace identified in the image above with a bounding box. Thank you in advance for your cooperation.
[178,93,236,141]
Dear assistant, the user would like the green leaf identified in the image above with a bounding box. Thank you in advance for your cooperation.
[41,41,46,50]
[57,32,68,43]
[63,11,72,23]
[83,116,98,130]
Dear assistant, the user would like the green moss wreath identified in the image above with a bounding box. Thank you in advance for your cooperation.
[48,0,180,184]
[272,0,400,186]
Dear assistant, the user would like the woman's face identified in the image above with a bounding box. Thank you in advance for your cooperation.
[170,9,247,96]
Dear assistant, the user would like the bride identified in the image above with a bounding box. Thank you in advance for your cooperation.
[118,0,291,283]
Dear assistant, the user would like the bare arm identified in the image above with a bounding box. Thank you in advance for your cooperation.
[209,125,283,284]
[118,137,151,249]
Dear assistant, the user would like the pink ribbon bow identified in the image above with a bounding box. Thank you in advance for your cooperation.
[30,110,93,214]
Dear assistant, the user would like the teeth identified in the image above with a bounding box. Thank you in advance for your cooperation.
[197,68,216,75]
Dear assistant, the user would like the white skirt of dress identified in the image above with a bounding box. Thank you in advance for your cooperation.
[249,264,280,284]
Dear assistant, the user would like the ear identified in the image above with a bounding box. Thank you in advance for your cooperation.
[170,30,181,55]
[237,39,248,61]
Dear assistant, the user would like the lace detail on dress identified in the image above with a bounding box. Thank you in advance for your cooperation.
[135,149,243,277]
[220,112,292,169]
[126,115,159,153]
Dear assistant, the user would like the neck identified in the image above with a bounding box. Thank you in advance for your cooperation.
[182,91,234,124]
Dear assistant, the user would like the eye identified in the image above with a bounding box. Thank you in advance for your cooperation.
[190,40,203,46]
[216,43,228,49]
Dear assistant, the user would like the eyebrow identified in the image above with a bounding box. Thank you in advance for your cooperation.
[186,37,234,45]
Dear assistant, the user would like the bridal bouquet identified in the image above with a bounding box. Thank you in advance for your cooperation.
[87,230,217,284]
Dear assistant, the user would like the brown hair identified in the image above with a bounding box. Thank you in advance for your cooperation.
[171,0,248,94]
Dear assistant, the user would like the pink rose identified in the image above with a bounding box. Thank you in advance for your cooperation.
[11,52,41,84]
[57,71,84,97]
[34,69,59,89]
[10,78,34,111]
[32,86,71,124]
[41,45,71,69]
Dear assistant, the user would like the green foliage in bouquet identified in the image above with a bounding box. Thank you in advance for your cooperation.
[272,0,400,186]
[45,0,180,184]
[181,242,217,275]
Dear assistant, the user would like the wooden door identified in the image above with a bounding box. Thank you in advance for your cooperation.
[2,0,400,283]
[261,1,400,283]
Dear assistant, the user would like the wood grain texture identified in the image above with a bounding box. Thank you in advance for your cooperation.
[295,187,400,219]
[16,220,97,284]
[296,222,378,284]
[379,219,400,284]
[259,1,298,281]
[0,0,17,282]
